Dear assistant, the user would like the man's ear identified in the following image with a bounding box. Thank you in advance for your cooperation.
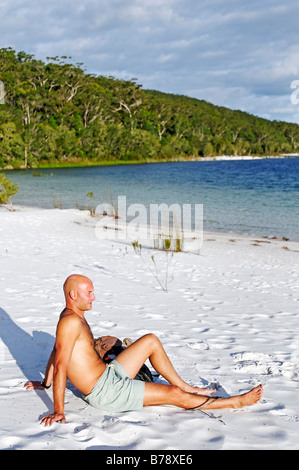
[69,290,77,301]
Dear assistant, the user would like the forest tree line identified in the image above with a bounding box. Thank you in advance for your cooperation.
[1,47,299,169]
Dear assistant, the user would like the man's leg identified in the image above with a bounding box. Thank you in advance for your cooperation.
[116,333,214,395]
[142,382,263,410]
[115,334,263,410]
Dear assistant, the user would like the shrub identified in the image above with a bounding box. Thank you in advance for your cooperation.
[0,173,19,209]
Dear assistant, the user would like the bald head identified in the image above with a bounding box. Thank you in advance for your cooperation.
[63,274,95,315]
[63,274,91,297]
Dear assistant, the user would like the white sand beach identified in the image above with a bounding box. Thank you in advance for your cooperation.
[0,206,298,450]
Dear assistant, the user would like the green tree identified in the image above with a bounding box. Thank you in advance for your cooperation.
[0,173,19,209]
[1,47,299,168]
[0,121,24,167]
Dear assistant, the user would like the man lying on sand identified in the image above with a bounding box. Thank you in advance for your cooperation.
[25,274,263,426]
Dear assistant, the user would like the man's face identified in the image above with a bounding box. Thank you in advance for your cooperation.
[75,280,96,311]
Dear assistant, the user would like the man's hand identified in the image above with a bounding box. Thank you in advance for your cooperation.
[40,412,66,427]
[24,381,47,390]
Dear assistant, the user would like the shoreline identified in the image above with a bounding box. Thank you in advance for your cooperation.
[2,153,298,171]
[2,203,299,247]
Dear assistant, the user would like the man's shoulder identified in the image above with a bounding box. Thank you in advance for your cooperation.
[58,309,82,326]
[60,307,75,317]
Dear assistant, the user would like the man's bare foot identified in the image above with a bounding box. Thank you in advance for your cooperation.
[194,384,264,411]
[234,384,263,408]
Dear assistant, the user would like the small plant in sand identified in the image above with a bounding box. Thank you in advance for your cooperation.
[52,194,63,209]
[0,173,19,210]
[132,238,174,292]
[96,190,119,219]
[86,191,95,216]
[152,214,184,253]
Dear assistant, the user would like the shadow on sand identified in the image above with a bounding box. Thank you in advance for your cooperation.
[0,307,54,411]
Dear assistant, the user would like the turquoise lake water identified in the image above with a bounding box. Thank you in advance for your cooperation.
[5,158,299,241]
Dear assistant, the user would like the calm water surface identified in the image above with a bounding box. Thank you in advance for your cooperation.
[5,158,299,240]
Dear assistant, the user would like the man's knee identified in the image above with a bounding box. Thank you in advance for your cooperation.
[138,333,163,359]
[142,333,160,346]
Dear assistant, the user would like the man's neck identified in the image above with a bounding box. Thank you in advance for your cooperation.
[65,305,85,319]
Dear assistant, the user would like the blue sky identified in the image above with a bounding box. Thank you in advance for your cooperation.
[1,0,299,123]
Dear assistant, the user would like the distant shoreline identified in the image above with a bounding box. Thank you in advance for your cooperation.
[199,153,299,161]
[2,153,298,171]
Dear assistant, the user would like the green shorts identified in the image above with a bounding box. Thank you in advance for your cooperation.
[82,360,145,412]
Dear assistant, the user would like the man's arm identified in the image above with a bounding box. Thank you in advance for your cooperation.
[43,348,55,387]
[24,348,56,390]
[40,316,81,426]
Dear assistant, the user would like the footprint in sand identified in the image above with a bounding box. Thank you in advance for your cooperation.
[269,406,299,422]
[232,352,299,380]
[73,423,94,442]
[101,416,143,443]
[0,435,23,450]
[98,321,117,329]
[187,341,209,351]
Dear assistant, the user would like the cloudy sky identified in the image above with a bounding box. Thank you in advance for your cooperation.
[1,0,299,123]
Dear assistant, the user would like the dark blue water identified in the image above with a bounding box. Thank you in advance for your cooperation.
[5,158,299,240]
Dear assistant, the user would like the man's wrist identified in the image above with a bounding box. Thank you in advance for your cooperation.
[40,380,51,389]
